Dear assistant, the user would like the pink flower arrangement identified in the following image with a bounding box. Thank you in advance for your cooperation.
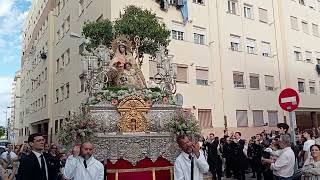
[111,99,119,106]
[162,96,169,104]
[146,100,153,107]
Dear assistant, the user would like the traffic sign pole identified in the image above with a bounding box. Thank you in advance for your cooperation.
[278,88,300,145]
[289,111,297,145]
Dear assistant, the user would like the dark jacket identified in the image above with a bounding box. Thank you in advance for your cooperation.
[17,151,53,180]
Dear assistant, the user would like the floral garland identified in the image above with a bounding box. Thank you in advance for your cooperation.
[58,112,107,146]
[87,87,175,106]
[168,109,201,138]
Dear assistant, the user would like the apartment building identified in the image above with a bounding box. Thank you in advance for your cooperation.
[17,0,320,143]
[9,71,21,143]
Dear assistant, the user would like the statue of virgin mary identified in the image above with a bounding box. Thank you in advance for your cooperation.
[109,36,147,89]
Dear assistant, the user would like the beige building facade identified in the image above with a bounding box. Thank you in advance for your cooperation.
[16,0,320,143]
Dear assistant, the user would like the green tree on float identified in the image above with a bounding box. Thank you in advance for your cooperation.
[82,5,170,59]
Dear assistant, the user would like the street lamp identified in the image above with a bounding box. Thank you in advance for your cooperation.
[5,106,14,140]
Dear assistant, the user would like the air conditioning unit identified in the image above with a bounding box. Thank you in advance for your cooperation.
[316,64,320,74]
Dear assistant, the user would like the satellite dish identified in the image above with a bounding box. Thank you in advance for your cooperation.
[175,93,183,106]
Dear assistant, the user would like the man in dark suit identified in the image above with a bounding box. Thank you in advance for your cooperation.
[17,133,52,180]
[230,132,246,180]
[203,133,222,180]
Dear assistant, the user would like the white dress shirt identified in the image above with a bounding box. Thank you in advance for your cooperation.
[1,151,17,160]
[32,150,49,180]
[63,155,104,180]
[174,150,209,180]
[271,147,295,178]
[303,139,315,161]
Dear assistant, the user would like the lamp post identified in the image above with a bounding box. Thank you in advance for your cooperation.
[5,106,13,140]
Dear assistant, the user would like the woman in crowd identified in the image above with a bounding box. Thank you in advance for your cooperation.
[301,144,320,180]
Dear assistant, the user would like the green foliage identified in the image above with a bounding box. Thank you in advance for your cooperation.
[114,5,171,56]
[82,19,114,50]
[0,126,5,138]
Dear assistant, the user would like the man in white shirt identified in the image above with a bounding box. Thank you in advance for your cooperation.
[1,143,18,167]
[174,134,209,180]
[302,129,315,163]
[262,134,295,180]
[63,141,104,180]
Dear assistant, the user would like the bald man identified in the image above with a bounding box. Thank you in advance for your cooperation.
[63,142,104,180]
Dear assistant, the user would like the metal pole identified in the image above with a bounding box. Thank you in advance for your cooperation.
[5,108,8,140]
[289,111,297,145]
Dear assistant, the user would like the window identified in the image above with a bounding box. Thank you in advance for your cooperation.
[253,110,264,127]
[299,0,305,5]
[230,34,240,51]
[66,83,70,98]
[294,47,302,61]
[298,79,305,93]
[56,89,59,102]
[55,120,59,134]
[61,53,65,67]
[194,33,205,45]
[259,8,268,23]
[79,0,84,16]
[246,38,256,54]
[236,110,248,127]
[56,58,60,73]
[309,81,316,94]
[265,75,275,91]
[290,16,299,30]
[176,65,188,83]
[80,75,85,92]
[198,109,212,128]
[57,30,60,43]
[305,51,312,63]
[61,86,64,100]
[59,119,63,130]
[249,74,260,89]
[57,0,61,15]
[309,0,315,9]
[193,0,204,5]
[261,41,271,57]
[302,21,309,34]
[66,16,70,32]
[172,30,184,41]
[41,97,43,107]
[227,0,237,14]
[196,67,209,85]
[316,52,320,64]
[61,23,65,37]
[44,95,47,107]
[268,111,278,127]
[233,72,245,88]
[312,24,319,36]
[244,4,253,19]
[66,49,70,65]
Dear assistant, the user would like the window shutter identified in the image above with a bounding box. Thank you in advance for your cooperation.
[312,24,319,36]
[261,42,271,55]
[246,38,255,47]
[253,110,264,127]
[290,16,298,30]
[265,75,274,87]
[306,51,312,60]
[268,111,278,127]
[198,109,212,128]
[196,67,208,80]
[259,8,268,23]
[236,110,248,127]
[250,74,259,89]
[177,65,188,82]
[302,21,309,33]
[230,34,240,43]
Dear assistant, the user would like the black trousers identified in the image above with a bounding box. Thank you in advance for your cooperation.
[208,157,222,180]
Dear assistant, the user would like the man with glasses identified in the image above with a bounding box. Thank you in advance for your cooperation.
[17,133,52,180]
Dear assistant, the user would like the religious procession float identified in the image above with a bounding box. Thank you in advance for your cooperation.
[58,5,201,180]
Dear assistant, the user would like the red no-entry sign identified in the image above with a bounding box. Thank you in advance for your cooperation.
[278,88,300,112]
